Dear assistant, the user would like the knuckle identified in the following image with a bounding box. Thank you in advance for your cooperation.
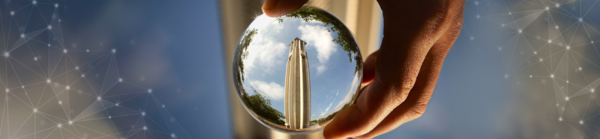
[411,103,428,118]
[385,78,416,106]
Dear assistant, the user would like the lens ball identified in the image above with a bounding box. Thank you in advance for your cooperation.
[233,6,362,134]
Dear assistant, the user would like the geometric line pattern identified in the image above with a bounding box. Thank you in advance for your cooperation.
[0,1,190,138]
[466,0,600,138]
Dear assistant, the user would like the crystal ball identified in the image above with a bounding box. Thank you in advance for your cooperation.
[232,6,362,134]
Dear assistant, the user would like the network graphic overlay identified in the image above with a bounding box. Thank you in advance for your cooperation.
[0,1,191,138]
[466,0,600,138]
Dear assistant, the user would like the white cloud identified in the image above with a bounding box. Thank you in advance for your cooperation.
[243,33,287,74]
[243,15,287,74]
[249,80,284,100]
[316,65,327,75]
[298,24,336,74]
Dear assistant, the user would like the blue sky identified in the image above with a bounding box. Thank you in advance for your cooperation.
[240,15,360,120]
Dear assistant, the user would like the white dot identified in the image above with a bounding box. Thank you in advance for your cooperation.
[518,29,522,33]
[47,44,51,47]
[566,80,569,83]
[81,74,85,77]
[4,89,8,93]
[75,66,79,70]
[143,126,148,130]
[592,89,595,93]
[559,117,562,122]
[162,105,165,108]
[20,34,24,38]
[34,57,38,61]
[148,89,152,93]
[504,74,508,79]
[3,52,9,58]
[33,108,38,113]
[118,78,123,82]
[10,11,14,16]
[566,46,570,50]
[565,96,569,101]
[555,3,560,7]
[548,39,552,43]
[21,86,24,89]
[501,24,505,27]
[86,49,90,53]
[551,74,554,78]
[545,6,549,10]
[68,120,73,125]
[58,124,62,128]
[47,25,52,30]
[112,49,116,53]
[47,79,51,83]
[529,75,532,78]
[97,96,101,101]
[171,133,176,138]
[116,103,120,106]
[55,3,59,8]
[476,14,480,19]
[32,0,36,5]
[66,86,70,90]
[470,36,474,40]
[109,116,112,119]
[580,120,584,125]
[534,51,537,54]
[58,101,62,105]
[142,112,146,116]
[580,67,583,71]
[555,25,559,29]
[579,18,583,22]
[540,58,544,62]
[63,49,67,53]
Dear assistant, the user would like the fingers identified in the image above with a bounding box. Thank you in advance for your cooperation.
[362,50,379,85]
[262,0,308,17]
[356,37,454,139]
[323,0,464,138]
[356,5,464,138]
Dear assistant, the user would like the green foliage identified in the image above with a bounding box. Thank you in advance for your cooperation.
[283,7,363,73]
[235,28,258,82]
[239,85,286,126]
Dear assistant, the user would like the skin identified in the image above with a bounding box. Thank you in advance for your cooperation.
[263,0,465,138]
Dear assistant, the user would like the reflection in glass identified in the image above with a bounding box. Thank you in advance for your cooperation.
[233,6,362,134]
[285,38,311,129]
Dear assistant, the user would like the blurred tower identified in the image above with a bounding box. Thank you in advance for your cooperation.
[284,38,311,129]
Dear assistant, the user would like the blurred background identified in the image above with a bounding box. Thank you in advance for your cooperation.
[0,0,599,138]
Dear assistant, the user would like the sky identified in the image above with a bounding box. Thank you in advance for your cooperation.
[2,0,600,138]
[240,14,361,120]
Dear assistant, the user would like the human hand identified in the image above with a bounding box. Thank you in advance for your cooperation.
[263,0,464,138]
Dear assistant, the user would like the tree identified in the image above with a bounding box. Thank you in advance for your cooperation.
[238,85,286,126]
[281,7,363,73]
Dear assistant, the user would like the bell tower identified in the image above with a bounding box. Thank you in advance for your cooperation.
[284,38,311,129]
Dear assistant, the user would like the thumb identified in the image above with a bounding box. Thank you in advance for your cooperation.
[262,0,308,17]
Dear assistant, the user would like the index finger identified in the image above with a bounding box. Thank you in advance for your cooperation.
[262,0,308,17]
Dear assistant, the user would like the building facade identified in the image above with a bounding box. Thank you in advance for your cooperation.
[284,38,311,129]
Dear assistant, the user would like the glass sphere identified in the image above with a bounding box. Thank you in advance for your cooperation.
[232,6,362,134]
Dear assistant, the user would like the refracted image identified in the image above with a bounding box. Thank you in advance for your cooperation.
[285,38,311,129]
[233,6,362,134]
